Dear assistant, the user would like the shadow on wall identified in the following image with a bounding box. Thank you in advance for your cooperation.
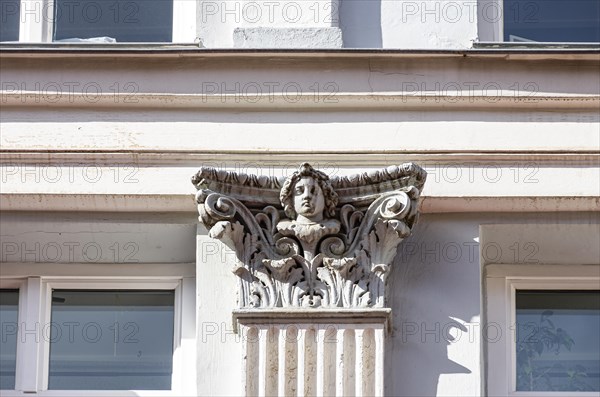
[339,0,383,48]
[386,212,600,396]
[387,214,480,396]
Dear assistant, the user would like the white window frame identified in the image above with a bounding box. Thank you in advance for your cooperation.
[477,0,504,42]
[12,0,196,43]
[0,279,27,392]
[485,266,600,397]
[0,270,196,397]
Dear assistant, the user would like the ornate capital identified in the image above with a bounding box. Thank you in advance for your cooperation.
[193,163,427,309]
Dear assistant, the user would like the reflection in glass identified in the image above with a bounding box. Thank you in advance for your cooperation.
[0,290,19,390]
[53,0,173,42]
[0,0,20,42]
[49,290,174,390]
[516,290,600,391]
[504,0,600,43]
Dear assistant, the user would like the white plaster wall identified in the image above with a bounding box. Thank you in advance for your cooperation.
[3,56,599,98]
[386,211,599,396]
[196,0,478,48]
[195,229,244,396]
[2,109,599,153]
[0,148,597,396]
[2,163,598,202]
[379,0,478,48]
[197,0,340,47]
[1,52,598,396]
[1,56,599,156]
[197,0,236,47]
[2,55,598,212]
[237,0,340,27]
[4,211,597,395]
[0,212,197,264]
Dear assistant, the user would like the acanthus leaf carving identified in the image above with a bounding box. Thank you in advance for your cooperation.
[194,162,426,309]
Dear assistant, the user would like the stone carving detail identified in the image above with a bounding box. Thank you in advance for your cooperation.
[193,163,426,309]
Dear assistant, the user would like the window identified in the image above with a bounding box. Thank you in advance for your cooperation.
[515,290,600,392]
[53,0,173,42]
[0,290,19,390]
[0,0,195,42]
[481,223,600,396]
[48,290,175,390]
[504,0,600,43]
[486,274,600,396]
[0,275,195,395]
[0,0,19,41]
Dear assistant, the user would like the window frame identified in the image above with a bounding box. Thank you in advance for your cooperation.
[8,0,196,43]
[0,274,195,396]
[0,279,26,392]
[485,268,600,397]
[478,0,504,42]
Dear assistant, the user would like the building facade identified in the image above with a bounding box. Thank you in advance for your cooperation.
[1,0,599,396]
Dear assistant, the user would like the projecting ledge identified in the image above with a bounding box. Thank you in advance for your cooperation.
[232,308,392,332]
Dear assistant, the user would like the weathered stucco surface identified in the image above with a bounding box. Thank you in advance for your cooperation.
[1,48,598,395]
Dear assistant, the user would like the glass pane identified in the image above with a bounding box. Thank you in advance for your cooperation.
[504,0,600,43]
[53,0,173,42]
[516,290,600,392]
[0,0,20,42]
[49,290,174,390]
[0,290,19,390]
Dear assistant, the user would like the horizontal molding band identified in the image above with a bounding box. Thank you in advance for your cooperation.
[0,151,598,165]
[1,46,599,58]
[1,92,598,110]
[0,262,196,277]
[421,196,600,213]
[485,264,600,278]
[1,194,597,213]
[233,308,391,323]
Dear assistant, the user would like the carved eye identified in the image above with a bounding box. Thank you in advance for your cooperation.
[295,187,304,195]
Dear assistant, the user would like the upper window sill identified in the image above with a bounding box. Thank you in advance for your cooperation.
[0,43,598,59]
[474,42,600,50]
[0,42,202,50]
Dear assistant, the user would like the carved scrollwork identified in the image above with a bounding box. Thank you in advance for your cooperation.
[193,163,426,309]
[320,236,346,258]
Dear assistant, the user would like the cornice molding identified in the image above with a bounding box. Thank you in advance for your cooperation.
[1,45,599,58]
[1,151,598,165]
[2,92,598,110]
[1,194,598,213]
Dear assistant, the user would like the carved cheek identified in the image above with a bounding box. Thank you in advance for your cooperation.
[314,192,325,212]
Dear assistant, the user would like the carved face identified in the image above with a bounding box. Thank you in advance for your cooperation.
[293,177,325,222]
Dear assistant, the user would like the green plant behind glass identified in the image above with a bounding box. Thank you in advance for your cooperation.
[516,310,592,391]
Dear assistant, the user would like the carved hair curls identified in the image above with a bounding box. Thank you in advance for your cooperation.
[279,163,339,219]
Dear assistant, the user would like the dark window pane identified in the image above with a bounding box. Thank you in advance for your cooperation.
[504,0,600,42]
[53,0,173,42]
[49,290,174,390]
[0,0,20,42]
[0,290,19,390]
[516,290,600,392]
